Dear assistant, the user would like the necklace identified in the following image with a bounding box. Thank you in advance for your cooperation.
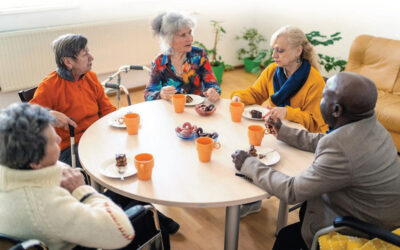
[171,54,185,77]
[284,61,302,78]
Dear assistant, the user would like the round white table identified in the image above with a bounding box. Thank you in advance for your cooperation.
[79,98,314,250]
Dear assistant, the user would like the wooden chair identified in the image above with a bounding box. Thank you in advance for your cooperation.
[18,87,38,102]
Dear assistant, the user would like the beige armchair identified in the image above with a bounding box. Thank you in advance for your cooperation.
[345,34,400,152]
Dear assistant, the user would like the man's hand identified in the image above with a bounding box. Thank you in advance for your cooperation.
[61,167,85,193]
[160,86,177,100]
[50,110,77,130]
[265,116,282,138]
[231,150,251,171]
[203,88,220,102]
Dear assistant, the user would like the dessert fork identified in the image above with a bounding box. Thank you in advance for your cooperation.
[258,148,277,158]
[118,168,125,181]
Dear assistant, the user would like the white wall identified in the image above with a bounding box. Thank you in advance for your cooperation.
[1,0,400,107]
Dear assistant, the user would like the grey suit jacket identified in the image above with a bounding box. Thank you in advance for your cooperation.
[241,115,400,247]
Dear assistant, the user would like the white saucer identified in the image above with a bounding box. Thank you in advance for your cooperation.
[109,117,126,128]
[255,147,280,166]
[100,158,137,178]
[185,94,204,106]
[243,105,268,121]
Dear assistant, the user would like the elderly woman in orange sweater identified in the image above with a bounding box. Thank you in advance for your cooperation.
[30,34,116,167]
[231,25,328,134]
[232,25,328,218]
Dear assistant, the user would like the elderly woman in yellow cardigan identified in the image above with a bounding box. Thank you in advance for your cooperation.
[231,25,328,134]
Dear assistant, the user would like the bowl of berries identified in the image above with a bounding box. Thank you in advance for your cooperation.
[195,104,216,116]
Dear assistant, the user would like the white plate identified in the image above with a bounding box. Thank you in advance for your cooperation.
[256,147,280,166]
[185,94,204,106]
[109,117,126,128]
[100,158,137,178]
[243,105,269,121]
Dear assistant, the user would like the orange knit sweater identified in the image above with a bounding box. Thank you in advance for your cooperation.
[31,71,116,150]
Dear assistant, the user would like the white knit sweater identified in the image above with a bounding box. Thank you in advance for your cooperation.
[0,164,134,250]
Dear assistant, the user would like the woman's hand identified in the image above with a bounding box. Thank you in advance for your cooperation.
[204,88,220,102]
[231,96,241,102]
[265,107,287,121]
[61,167,85,193]
[50,110,77,130]
[160,86,177,100]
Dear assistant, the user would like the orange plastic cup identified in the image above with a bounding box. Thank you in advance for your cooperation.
[172,94,186,113]
[248,125,270,146]
[124,113,140,135]
[196,137,221,162]
[230,102,244,122]
[134,153,154,180]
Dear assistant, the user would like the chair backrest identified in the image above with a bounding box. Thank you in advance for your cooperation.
[0,233,48,250]
[18,87,38,102]
[344,34,400,93]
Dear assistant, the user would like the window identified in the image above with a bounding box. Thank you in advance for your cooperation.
[0,0,78,15]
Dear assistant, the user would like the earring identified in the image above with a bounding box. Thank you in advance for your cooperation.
[296,58,300,63]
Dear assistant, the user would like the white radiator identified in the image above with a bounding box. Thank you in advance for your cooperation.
[0,18,158,92]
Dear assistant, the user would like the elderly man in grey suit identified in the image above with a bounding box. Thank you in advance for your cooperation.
[232,72,400,249]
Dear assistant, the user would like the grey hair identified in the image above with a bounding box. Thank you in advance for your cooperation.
[0,103,55,170]
[151,11,196,54]
[271,25,320,71]
[51,33,88,69]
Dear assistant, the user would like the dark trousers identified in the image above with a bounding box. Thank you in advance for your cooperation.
[61,145,171,249]
[272,202,308,250]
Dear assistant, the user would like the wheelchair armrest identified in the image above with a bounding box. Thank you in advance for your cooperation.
[124,204,161,231]
[334,216,400,246]
[125,205,147,223]
[10,239,48,250]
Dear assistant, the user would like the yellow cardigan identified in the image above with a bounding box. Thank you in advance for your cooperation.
[231,63,328,133]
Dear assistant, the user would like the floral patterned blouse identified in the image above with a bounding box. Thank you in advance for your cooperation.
[144,46,221,101]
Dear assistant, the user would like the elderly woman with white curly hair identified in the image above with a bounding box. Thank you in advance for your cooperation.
[144,11,221,102]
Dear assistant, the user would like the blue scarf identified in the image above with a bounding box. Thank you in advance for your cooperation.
[271,60,311,107]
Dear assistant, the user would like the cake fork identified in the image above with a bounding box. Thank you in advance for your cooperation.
[118,167,125,181]
[258,148,277,159]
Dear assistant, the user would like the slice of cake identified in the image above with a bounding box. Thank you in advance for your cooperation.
[186,95,193,103]
[250,110,262,119]
[115,153,127,167]
[249,145,258,157]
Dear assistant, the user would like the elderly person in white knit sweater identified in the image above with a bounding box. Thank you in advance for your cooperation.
[0,103,134,250]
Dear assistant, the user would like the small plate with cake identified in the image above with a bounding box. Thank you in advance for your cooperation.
[185,94,204,106]
[100,154,137,178]
[243,105,268,121]
[249,145,280,166]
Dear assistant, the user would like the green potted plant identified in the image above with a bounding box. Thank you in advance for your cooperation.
[263,50,275,68]
[262,31,347,73]
[194,20,231,83]
[236,28,268,74]
[305,31,347,73]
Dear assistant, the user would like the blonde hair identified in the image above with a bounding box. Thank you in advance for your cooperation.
[270,25,320,71]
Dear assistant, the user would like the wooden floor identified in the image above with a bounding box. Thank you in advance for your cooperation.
[109,69,300,249]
